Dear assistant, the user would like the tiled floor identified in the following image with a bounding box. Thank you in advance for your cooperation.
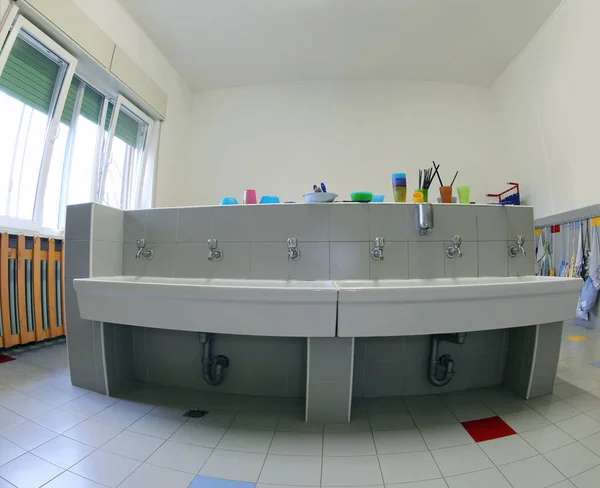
[1,323,600,486]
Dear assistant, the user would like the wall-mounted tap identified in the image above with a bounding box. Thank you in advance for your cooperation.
[416,203,434,235]
[370,237,385,261]
[207,239,223,261]
[287,238,300,261]
[135,239,154,259]
[445,235,463,259]
[509,235,526,257]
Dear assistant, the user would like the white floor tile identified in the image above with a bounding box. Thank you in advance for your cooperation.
[71,449,141,487]
[189,409,236,428]
[0,406,26,433]
[277,414,323,433]
[32,435,95,469]
[147,406,188,420]
[321,455,383,486]
[499,455,565,488]
[268,431,323,455]
[6,397,53,420]
[259,454,322,486]
[29,386,86,407]
[543,442,600,478]
[554,383,587,399]
[447,403,495,422]
[368,412,415,431]
[419,423,474,450]
[373,428,427,455]
[386,481,447,488]
[526,394,561,408]
[410,409,459,428]
[42,471,106,487]
[479,434,538,465]
[445,467,511,488]
[63,419,122,447]
[199,449,266,482]
[61,393,117,418]
[547,481,576,488]
[0,437,25,466]
[0,389,28,408]
[431,443,493,477]
[534,401,580,423]
[231,412,278,430]
[324,431,376,456]
[573,378,600,392]
[570,464,600,488]
[127,415,185,440]
[324,417,372,433]
[89,403,147,429]
[564,393,600,413]
[379,450,441,484]
[146,440,212,474]
[217,428,274,454]
[0,453,63,488]
[119,463,195,488]
[520,425,576,453]
[2,421,57,450]
[555,414,600,440]
[501,409,550,433]
[101,430,164,461]
[32,408,86,434]
[170,422,226,448]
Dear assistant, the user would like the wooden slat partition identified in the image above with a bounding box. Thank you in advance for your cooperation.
[0,232,66,348]
[17,235,35,344]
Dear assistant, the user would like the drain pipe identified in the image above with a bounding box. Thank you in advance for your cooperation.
[428,333,467,387]
[199,333,229,386]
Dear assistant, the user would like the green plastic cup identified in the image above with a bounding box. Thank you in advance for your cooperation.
[457,185,470,204]
[417,189,428,203]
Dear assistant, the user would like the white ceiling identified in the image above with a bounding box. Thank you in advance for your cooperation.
[119,0,563,90]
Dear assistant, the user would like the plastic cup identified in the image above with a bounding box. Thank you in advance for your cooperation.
[457,186,470,204]
[243,189,257,204]
[372,194,385,203]
[412,192,424,203]
[417,189,428,203]
[439,186,453,204]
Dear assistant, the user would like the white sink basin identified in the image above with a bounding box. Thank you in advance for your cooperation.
[73,276,338,337]
[336,276,582,337]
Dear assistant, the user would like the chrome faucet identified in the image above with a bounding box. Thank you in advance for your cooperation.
[135,239,153,259]
[207,239,223,261]
[287,238,300,261]
[445,235,463,259]
[509,235,526,257]
[370,237,385,261]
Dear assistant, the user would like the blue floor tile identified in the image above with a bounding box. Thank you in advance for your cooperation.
[189,476,255,488]
[591,361,600,368]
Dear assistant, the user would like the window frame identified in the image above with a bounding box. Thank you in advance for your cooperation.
[0,14,78,233]
[98,94,155,210]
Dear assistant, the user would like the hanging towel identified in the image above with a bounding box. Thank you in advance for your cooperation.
[536,232,545,275]
[576,223,584,277]
[589,224,600,290]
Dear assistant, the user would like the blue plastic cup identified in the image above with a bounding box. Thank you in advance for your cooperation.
[220,197,238,205]
[259,196,280,204]
[372,194,385,203]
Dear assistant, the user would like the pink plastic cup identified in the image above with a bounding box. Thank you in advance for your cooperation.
[243,189,257,204]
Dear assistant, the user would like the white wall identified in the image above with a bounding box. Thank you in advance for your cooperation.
[189,81,510,205]
[72,0,193,208]
[494,0,599,218]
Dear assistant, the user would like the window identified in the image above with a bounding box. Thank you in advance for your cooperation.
[0,11,157,234]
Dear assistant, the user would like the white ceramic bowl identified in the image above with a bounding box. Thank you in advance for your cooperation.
[303,192,338,203]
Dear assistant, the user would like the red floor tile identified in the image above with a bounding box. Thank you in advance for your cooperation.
[0,354,15,364]
[461,416,516,442]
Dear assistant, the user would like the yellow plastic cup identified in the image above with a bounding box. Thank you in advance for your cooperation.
[412,191,424,203]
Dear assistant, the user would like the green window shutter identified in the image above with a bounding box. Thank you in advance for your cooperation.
[60,78,104,126]
[104,102,141,147]
[0,35,61,114]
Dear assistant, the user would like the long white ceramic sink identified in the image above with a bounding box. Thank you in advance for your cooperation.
[73,276,338,337]
[336,276,582,337]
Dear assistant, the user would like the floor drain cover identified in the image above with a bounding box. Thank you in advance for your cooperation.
[184,409,208,419]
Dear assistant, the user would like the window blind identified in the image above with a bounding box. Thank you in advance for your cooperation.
[0,35,60,114]
[105,102,140,148]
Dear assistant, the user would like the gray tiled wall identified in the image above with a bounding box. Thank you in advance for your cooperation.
[120,203,535,280]
[353,330,508,397]
[131,327,306,397]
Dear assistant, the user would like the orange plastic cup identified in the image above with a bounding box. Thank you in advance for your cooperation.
[439,186,453,203]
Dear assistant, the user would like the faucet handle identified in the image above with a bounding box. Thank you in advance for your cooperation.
[287,238,298,248]
[374,237,385,248]
[136,238,146,249]
[515,235,525,245]
[208,238,218,249]
[451,235,462,246]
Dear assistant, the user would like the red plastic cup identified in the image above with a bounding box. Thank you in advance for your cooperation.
[243,189,257,204]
